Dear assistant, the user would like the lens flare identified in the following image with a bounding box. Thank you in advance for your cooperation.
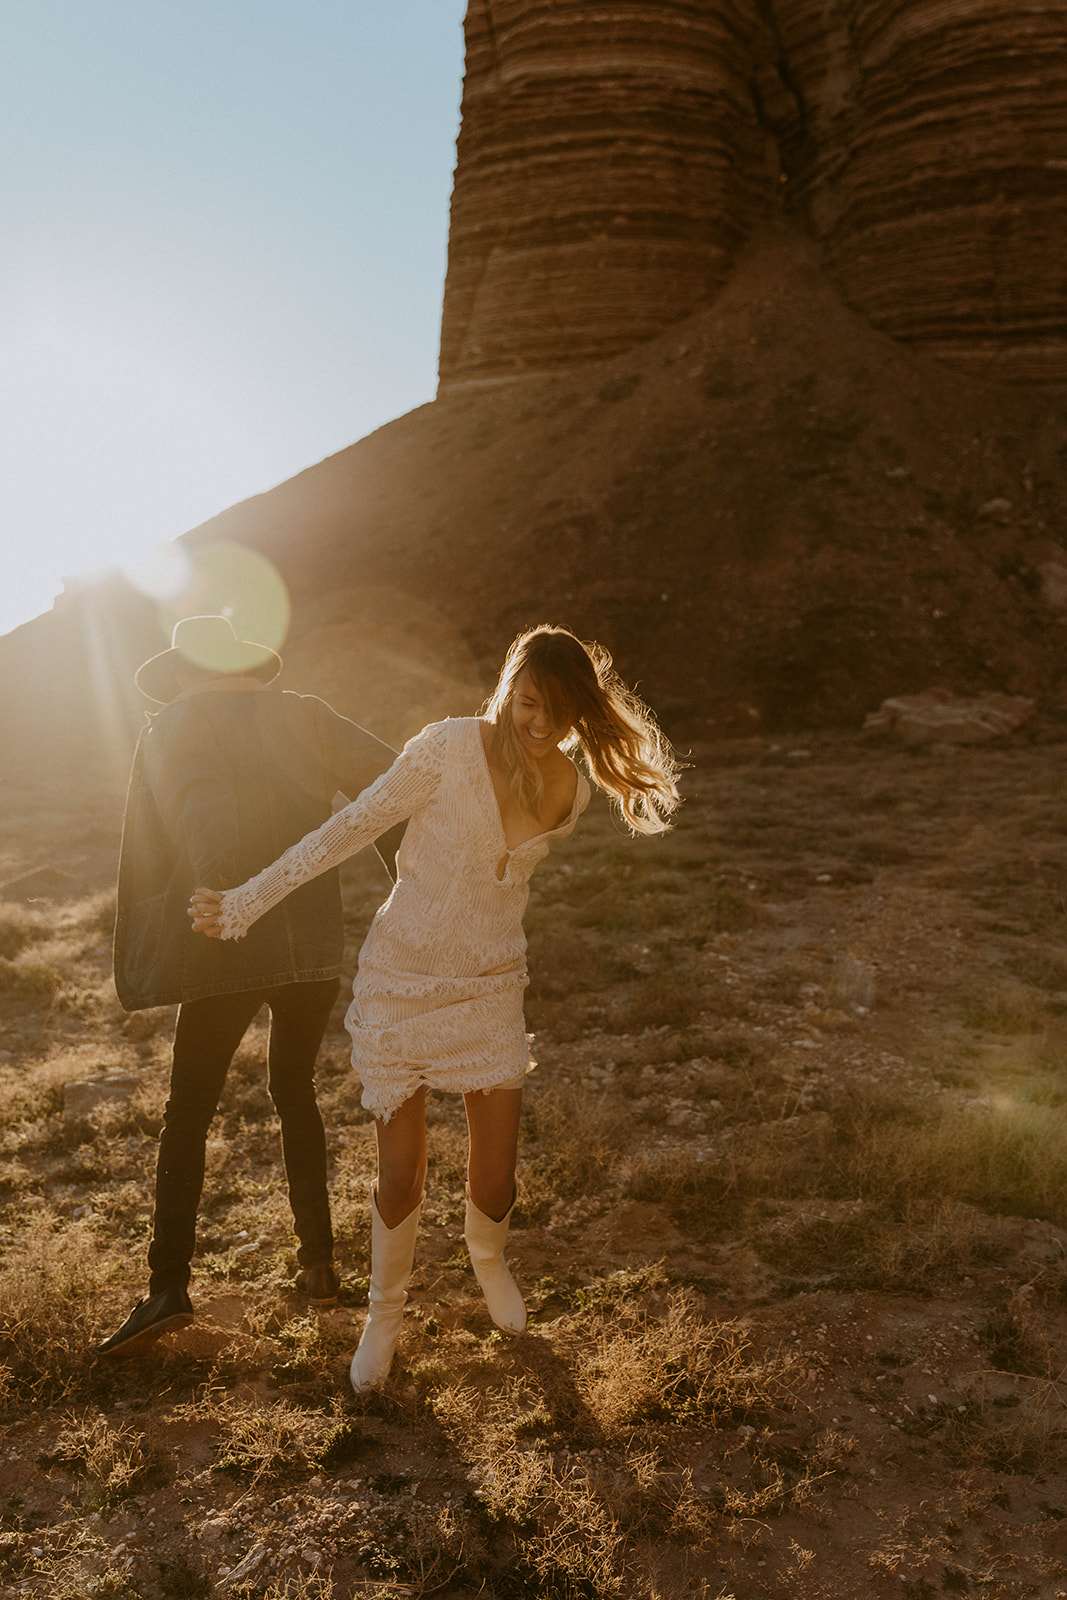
[156,541,290,653]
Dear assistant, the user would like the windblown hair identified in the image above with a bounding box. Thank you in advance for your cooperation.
[483,626,681,835]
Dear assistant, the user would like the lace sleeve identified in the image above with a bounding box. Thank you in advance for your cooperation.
[215,721,448,941]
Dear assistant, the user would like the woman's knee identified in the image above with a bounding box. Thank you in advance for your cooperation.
[376,1143,427,1197]
[373,1089,427,1212]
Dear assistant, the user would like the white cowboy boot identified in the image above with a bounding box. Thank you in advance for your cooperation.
[464,1188,527,1333]
[349,1188,423,1394]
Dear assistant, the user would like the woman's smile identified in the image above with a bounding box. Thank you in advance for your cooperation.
[511,673,568,758]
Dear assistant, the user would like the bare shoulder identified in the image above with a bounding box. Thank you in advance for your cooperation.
[544,750,579,809]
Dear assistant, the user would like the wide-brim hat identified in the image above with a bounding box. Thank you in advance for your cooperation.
[135,615,282,704]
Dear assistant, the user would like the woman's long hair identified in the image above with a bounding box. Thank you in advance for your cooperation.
[482,626,681,835]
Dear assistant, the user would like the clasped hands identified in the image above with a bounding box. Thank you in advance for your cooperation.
[188,888,224,938]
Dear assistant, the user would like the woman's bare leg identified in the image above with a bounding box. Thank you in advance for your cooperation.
[463,1086,523,1221]
[373,1087,427,1226]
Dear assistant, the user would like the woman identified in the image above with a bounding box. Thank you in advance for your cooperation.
[191,625,680,1392]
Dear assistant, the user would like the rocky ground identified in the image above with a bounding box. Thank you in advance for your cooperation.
[0,719,1065,1597]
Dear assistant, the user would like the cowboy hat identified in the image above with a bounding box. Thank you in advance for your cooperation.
[135,616,282,704]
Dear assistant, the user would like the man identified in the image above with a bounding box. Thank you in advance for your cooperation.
[98,614,401,1357]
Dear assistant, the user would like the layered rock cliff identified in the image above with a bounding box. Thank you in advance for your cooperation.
[439,0,775,386]
[770,0,1067,383]
[439,0,1067,388]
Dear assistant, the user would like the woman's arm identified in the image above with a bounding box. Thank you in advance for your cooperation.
[194,721,447,941]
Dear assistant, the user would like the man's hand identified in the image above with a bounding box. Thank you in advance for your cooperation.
[188,888,225,939]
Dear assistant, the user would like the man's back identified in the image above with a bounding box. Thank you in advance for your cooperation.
[115,682,397,1010]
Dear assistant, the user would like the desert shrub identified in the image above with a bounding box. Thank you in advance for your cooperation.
[0,903,50,959]
[756,1197,990,1291]
[42,1412,160,1506]
[576,1293,794,1431]
[269,1315,352,1389]
[0,1052,94,1128]
[700,884,765,934]
[948,1395,1066,1475]
[70,888,118,937]
[431,1385,632,1598]
[612,969,712,1032]
[851,1097,1067,1226]
[213,1399,325,1483]
[962,981,1047,1034]
[0,1211,118,1406]
[526,929,629,999]
[157,1555,212,1598]
[314,1417,364,1470]
[626,1147,736,1220]
[0,955,61,999]
[571,1262,670,1314]
[51,1565,142,1600]
[754,1201,880,1278]
[519,1083,630,1215]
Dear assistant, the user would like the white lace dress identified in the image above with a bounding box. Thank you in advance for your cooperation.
[215,717,590,1120]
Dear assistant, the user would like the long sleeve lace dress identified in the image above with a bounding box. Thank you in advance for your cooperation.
[214,718,590,1120]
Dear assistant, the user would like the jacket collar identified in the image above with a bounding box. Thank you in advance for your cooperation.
[151,677,272,714]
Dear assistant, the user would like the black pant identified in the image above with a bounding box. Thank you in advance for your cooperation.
[148,978,341,1294]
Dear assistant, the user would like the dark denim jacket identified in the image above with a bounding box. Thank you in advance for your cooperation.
[114,681,399,1010]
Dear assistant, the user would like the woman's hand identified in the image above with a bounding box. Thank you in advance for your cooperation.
[188,887,225,939]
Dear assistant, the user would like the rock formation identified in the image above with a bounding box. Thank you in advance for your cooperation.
[771,0,1067,383]
[440,0,1067,389]
[439,0,775,386]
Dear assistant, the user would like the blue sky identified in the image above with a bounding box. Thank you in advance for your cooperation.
[0,1,466,635]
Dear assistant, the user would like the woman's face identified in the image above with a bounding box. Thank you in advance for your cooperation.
[509,671,570,760]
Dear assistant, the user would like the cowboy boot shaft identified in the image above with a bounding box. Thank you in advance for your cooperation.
[350,1188,422,1394]
[464,1190,527,1334]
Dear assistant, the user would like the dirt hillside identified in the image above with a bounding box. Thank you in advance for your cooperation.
[2,227,1065,792]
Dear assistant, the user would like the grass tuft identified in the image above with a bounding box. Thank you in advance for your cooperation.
[42,1412,159,1506]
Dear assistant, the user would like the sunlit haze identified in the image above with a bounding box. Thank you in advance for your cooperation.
[1,0,465,638]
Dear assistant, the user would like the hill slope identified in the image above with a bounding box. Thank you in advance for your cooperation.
[2,229,1065,790]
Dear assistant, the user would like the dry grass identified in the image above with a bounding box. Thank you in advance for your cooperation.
[0,737,1066,1595]
[41,1413,160,1507]
[0,1211,120,1406]
[519,1082,631,1218]
[575,1292,796,1430]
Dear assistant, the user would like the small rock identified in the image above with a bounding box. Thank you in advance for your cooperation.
[977,497,1013,519]
[63,1075,141,1120]
[864,689,1035,744]
[121,1013,160,1042]
[1038,560,1067,609]
[219,1545,267,1587]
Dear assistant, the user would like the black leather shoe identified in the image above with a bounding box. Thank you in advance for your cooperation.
[96,1287,193,1358]
[294,1264,339,1307]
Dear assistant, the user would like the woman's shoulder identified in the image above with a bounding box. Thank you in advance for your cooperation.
[572,762,593,813]
[560,756,592,819]
[399,717,480,764]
